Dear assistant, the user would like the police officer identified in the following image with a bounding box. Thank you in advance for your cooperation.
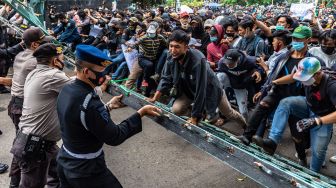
[6,27,53,188]
[56,45,161,188]
[10,43,69,187]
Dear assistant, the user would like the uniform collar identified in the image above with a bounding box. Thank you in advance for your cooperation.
[75,79,94,91]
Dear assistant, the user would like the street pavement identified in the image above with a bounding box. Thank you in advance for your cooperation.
[0,91,336,188]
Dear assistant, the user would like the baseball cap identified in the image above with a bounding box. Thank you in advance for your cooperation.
[33,43,63,58]
[204,19,214,28]
[23,26,54,44]
[291,26,312,39]
[169,12,179,21]
[180,11,189,18]
[293,57,321,82]
[188,38,201,47]
[147,21,159,34]
[223,49,241,65]
[129,17,139,23]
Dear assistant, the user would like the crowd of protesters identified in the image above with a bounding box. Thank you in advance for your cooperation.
[0,1,336,187]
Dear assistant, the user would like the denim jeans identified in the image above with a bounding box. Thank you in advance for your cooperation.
[112,61,128,80]
[138,57,156,97]
[156,49,168,74]
[217,72,248,120]
[111,52,125,66]
[269,96,333,172]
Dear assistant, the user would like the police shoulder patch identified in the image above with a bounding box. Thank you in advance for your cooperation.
[97,105,110,124]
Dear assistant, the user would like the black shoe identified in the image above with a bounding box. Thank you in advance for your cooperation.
[261,138,277,155]
[9,175,20,188]
[236,135,251,146]
[298,158,308,167]
[252,135,263,147]
[0,163,8,174]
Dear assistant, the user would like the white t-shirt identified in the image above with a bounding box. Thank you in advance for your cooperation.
[309,47,336,69]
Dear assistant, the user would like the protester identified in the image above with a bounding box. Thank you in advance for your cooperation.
[1,1,336,183]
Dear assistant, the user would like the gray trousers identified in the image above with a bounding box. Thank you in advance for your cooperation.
[172,93,246,127]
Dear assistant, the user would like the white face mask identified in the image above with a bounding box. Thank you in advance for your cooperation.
[301,77,315,86]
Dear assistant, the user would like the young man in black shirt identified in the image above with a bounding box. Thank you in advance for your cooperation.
[237,26,324,145]
[257,57,335,172]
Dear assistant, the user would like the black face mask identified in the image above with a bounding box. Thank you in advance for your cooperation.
[87,68,109,86]
[321,46,335,55]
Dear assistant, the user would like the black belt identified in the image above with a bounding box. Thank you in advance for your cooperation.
[17,131,56,148]
[11,96,23,104]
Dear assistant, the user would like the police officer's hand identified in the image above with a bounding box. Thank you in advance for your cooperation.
[137,105,162,117]
[296,117,321,132]
[106,95,124,110]
[100,75,112,92]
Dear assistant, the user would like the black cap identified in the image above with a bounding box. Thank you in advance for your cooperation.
[33,43,63,58]
[223,49,241,64]
[23,27,54,44]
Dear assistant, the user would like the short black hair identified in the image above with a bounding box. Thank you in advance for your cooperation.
[56,13,66,20]
[168,30,190,45]
[238,18,254,30]
[272,30,292,45]
[275,15,293,27]
[319,29,336,43]
[222,16,239,31]
[311,28,321,39]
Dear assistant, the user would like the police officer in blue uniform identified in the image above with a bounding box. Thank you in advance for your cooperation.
[56,45,162,188]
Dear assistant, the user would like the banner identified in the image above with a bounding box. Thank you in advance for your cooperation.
[290,3,315,19]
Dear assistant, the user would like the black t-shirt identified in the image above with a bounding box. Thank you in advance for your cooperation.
[305,74,336,116]
[277,56,304,97]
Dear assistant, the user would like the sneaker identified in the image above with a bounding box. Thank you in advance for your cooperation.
[236,135,251,146]
[0,163,8,174]
[330,155,336,163]
[329,155,336,163]
[262,138,278,155]
[141,80,148,87]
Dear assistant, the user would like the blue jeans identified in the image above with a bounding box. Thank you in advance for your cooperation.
[156,49,168,74]
[269,96,333,172]
[112,61,128,80]
[111,52,125,66]
[217,72,248,120]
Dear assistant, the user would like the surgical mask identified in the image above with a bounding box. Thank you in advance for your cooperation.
[87,68,109,86]
[210,36,218,42]
[275,25,285,30]
[301,77,315,86]
[148,33,156,38]
[291,41,305,51]
[321,46,335,55]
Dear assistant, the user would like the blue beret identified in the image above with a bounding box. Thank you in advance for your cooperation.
[76,45,113,67]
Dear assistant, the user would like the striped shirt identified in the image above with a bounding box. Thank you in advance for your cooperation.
[137,34,167,61]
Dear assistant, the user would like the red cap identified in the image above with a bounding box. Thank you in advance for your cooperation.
[180,11,189,18]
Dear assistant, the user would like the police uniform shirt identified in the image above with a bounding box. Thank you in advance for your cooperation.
[19,64,70,141]
[11,49,37,98]
[57,79,142,155]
